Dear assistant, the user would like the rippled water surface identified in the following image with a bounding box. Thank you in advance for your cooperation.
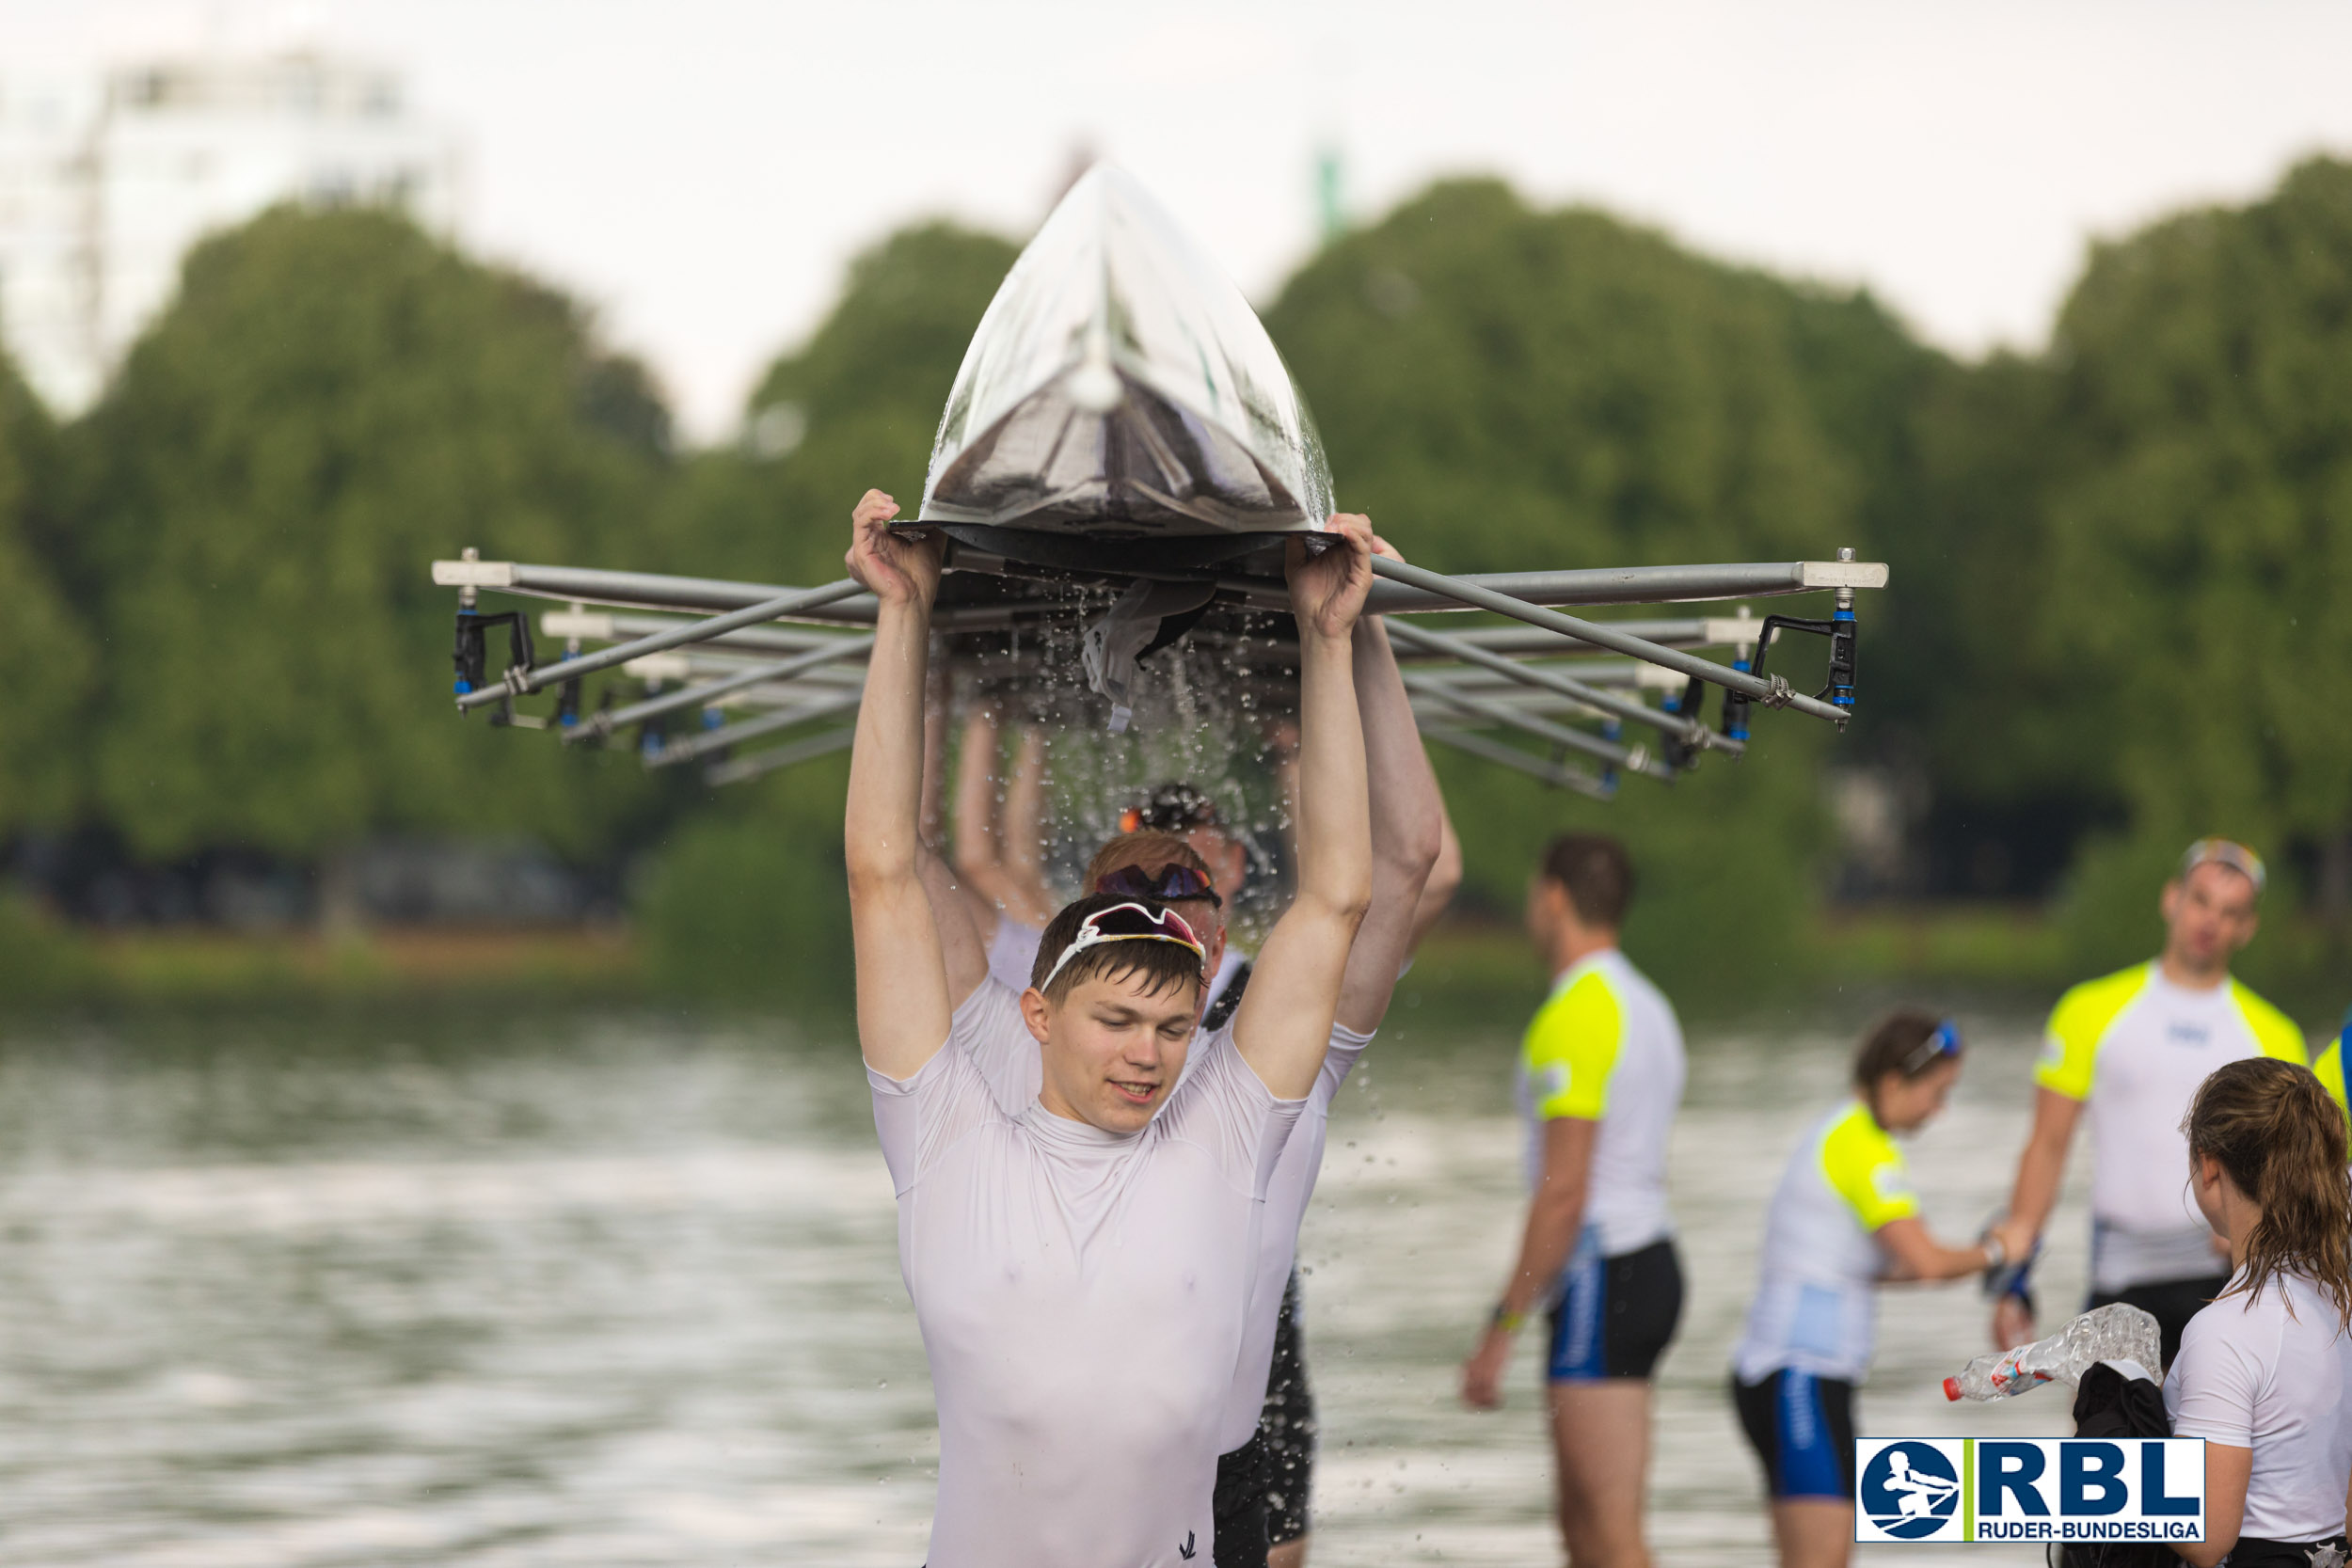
[0,1000,2095,1564]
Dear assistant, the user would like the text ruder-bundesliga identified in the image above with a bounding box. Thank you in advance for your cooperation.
[1854,1437,2206,1544]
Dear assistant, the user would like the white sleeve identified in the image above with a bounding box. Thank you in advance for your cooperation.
[2164,1308,2258,1448]
[1160,1025,1306,1198]
[986,917,1044,993]
[1315,1022,1375,1105]
[866,1037,1002,1197]
[949,977,1041,1117]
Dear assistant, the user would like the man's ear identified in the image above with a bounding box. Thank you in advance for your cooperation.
[1547,882,1584,942]
[2158,879,2182,924]
[1019,987,1054,1046]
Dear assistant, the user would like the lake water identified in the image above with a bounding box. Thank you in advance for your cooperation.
[0,999,2098,1565]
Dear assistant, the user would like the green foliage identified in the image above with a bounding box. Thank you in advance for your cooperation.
[644,221,1021,589]
[637,755,854,1004]
[2035,157,2352,968]
[1435,722,1831,1000]
[1264,181,1858,938]
[1264,180,1852,573]
[0,353,92,830]
[1893,353,2097,804]
[63,204,670,859]
[628,221,1017,997]
[0,891,98,1002]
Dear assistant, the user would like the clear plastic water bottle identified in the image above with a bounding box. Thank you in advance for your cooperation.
[1943,1303,2162,1402]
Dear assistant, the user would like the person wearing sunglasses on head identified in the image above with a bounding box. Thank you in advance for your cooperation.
[1994,839,2309,1369]
[950,736,1260,1029]
[922,548,1458,1568]
[952,732,1263,1023]
[1730,1013,2011,1568]
[843,487,1385,1568]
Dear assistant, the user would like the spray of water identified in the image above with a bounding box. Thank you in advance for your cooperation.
[950,600,1299,946]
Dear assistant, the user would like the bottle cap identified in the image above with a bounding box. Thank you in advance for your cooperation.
[1943,1376,1963,1402]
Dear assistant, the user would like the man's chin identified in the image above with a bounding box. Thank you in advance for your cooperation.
[1097,1087,1161,1126]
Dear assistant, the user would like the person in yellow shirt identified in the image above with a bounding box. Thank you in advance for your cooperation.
[1460,833,1684,1568]
[1994,839,2308,1367]
[1730,1011,2010,1568]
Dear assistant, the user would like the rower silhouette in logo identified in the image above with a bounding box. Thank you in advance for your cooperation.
[1861,1443,1962,1539]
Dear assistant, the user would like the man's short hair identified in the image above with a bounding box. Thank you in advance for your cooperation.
[1030,892,1208,1004]
[1538,832,1634,929]
[1083,831,1212,891]
[1083,832,1226,937]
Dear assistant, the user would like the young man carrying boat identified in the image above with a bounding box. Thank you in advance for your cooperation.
[958,761,1259,1022]
[844,487,1378,1568]
[914,537,1454,1568]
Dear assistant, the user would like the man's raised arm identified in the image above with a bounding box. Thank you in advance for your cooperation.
[1334,538,1451,1036]
[1232,515,1376,1100]
[915,733,992,1011]
[949,716,1057,937]
[843,488,953,1080]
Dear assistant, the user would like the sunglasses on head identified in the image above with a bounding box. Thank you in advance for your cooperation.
[1094,863,1221,908]
[1900,1020,1963,1076]
[1038,901,1206,992]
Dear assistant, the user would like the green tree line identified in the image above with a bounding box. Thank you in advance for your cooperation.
[6,161,2349,1006]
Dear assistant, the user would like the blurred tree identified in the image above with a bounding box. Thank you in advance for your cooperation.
[638,754,855,1003]
[0,352,93,831]
[645,221,1022,587]
[633,219,1017,997]
[2038,156,2352,978]
[1264,180,1851,573]
[1263,179,1865,980]
[65,204,672,861]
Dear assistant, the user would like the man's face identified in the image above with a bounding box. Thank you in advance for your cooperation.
[2159,863,2260,974]
[1182,826,1248,906]
[1023,969,1204,1132]
[1524,876,1566,950]
[1873,1057,1961,1133]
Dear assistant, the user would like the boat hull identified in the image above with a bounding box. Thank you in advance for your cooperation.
[920,166,1334,552]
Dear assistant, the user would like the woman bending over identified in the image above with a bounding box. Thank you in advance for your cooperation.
[1730,1011,2027,1568]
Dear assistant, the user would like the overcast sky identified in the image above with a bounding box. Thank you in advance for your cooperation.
[12,0,2352,441]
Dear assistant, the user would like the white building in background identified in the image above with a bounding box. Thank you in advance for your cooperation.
[0,52,459,414]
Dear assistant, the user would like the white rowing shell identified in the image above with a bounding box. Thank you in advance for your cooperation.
[921,164,1334,542]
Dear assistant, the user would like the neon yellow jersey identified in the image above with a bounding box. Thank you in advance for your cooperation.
[1731,1100,1918,1384]
[2033,961,2310,1291]
[1820,1101,1921,1231]
[2035,963,2307,1101]
[1521,967,1623,1121]
[1515,949,1686,1256]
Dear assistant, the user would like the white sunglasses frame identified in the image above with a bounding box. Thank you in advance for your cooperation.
[1036,901,1205,994]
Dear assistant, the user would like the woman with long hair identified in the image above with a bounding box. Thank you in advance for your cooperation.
[1729,1011,2026,1568]
[2167,1056,2352,1568]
